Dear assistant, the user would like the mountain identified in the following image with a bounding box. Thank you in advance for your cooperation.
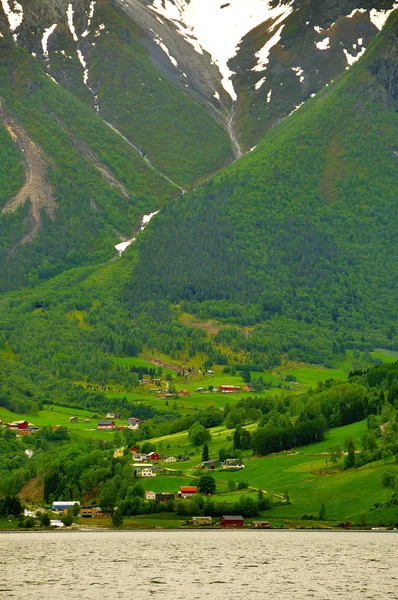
[126,8,398,359]
[0,1,398,362]
[0,0,397,293]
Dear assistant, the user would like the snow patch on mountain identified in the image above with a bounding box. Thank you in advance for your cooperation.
[343,46,366,66]
[370,4,398,29]
[88,1,96,26]
[292,66,304,83]
[154,36,179,68]
[42,24,57,57]
[67,4,78,42]
[346,5,398,30]
[1,0,23,31]
[149,0,294,101]
[255,76,266,90]
[115,210,160,256]
[252,18,291,73]
[316,37,330,51]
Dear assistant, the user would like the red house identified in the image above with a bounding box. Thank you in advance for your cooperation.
[179,390,190,397]
[129,446,139,454]
[146,451,160,461]
[220,515,245,527]
[178,486,198,498]
[97,420,115,430]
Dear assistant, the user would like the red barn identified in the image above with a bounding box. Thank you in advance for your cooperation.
[146,451,160,461]
[6,420,29,430]
[97,420,115,430]
[220,515,245,527]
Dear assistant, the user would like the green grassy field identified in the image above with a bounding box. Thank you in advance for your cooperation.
[0,405,123,441]
[296,419,368,454]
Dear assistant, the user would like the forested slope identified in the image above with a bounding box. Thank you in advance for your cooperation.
[0,39,175,291]
[126,11,398,349]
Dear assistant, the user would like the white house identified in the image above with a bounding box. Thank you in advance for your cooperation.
[132,464,156,478]
[145,490,156,500]
[164,456,177,463]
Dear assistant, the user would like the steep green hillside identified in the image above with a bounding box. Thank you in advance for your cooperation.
[87,1,234,186]
[0,39,174,291]
[232,0,397,149]
[2,0,234,188]
[126,11,398,355]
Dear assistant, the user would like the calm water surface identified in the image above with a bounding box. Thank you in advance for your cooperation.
[1,530,397,599]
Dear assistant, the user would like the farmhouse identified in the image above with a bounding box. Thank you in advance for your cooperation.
[179,390,190,397]
[97,420,115,430]
[219,385,241,393]
[145,490,156,500]
[178,486,198,499]
[128,417,141,428]
[133,464,156,477]
[221,458,245,470]
[132,453,147,462]
[164,456,177,463]
[219,515,245,527]
[106,412,120,420]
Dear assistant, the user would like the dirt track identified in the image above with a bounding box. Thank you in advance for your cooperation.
[0,99,56,245]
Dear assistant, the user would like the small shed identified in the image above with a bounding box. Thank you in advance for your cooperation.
[202,459,220,470]
[69,416,78,423]
[251,521,269,528]
[220,515,244,527]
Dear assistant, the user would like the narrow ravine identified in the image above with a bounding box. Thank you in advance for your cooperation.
[227,104,243,159]
[104,120,185,194]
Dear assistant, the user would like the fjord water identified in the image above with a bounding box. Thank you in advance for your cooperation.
[1,530,397,599]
